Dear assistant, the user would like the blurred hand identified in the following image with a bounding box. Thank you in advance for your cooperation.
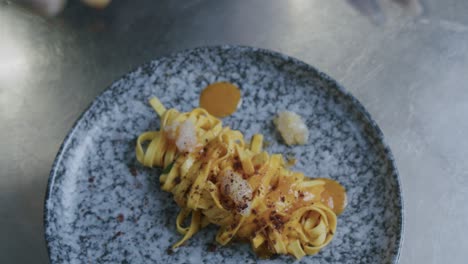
[18,0,67,16]
[18,0,111,16]
[81,0,112,9]
[347,0,423,23]
[19,0,422,20]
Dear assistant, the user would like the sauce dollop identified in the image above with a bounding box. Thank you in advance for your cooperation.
[318,178,347,215]
[200,82,241,118]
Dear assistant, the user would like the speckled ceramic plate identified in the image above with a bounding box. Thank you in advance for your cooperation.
[45,45,403,264]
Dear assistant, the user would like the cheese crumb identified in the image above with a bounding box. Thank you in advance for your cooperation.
[164,121,179,140]
[221,170,253,216]
[165,119,198,153]
[302,192,316,202]
[274,111,309,145]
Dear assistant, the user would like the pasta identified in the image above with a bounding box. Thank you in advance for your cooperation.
[136,97,340,259]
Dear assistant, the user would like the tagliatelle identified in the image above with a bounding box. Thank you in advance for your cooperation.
[136,97,340,259]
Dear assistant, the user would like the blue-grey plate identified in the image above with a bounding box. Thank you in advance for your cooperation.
[44,45,403,264]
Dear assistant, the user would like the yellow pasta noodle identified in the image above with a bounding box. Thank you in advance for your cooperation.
[136,97,340,260]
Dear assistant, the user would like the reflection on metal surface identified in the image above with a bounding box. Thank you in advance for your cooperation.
[0,40,29,84]
[0,43,28,82]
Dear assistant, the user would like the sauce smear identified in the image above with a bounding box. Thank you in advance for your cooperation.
[318,178,347,215]
[200,82,241,118]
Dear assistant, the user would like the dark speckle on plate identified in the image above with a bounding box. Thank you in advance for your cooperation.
[44,45,403,264]
[116,214,124,223]
[129,166,137,177]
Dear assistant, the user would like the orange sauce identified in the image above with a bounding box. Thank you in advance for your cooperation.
[199,82,241,118]
[318,178,347,215]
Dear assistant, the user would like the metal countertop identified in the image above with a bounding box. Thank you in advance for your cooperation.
[1,0,467,263]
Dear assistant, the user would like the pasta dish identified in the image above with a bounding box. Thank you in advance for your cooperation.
[136,97,345,259]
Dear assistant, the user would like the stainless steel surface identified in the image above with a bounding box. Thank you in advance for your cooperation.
[1,0,467,263]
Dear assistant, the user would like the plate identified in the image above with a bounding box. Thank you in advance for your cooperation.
[44,45,403,264]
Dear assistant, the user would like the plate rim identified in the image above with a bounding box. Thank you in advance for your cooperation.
[43,44,404,263]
